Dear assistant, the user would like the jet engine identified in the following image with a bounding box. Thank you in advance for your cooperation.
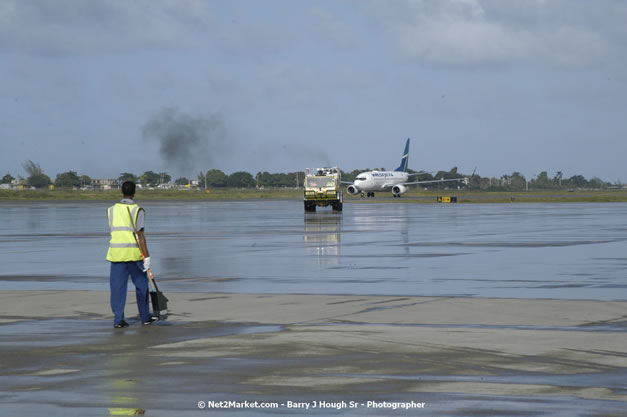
[346,184,360,195]
[392,184,407,196]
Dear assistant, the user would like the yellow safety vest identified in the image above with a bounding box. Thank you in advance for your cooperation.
[106,203,143,262]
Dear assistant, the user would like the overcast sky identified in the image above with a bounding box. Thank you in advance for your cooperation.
[2,0,626,182]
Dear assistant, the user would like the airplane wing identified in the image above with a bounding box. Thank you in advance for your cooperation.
[406,168,475,186]
[404,178,468,186]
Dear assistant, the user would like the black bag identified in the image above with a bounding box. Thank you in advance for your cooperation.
[149,279,169,319]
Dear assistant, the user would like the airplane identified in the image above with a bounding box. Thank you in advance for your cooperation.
[344,138,468,198]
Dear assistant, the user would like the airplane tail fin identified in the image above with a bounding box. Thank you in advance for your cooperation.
[394,138,410,172]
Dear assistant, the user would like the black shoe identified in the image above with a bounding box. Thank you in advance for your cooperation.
[142,317,158,325]
[114,320,129,328]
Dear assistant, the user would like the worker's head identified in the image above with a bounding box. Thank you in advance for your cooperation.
[121,181,136,198]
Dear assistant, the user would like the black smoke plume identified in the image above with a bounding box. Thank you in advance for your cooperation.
[142,107,228,175]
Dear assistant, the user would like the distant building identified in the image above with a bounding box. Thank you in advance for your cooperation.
[2,179,28,190]
[92,179,119,190]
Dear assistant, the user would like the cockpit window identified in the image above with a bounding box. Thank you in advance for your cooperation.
[356,177,367,181]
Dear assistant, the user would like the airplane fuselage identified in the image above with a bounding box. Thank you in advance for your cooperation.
[353,171,408,192]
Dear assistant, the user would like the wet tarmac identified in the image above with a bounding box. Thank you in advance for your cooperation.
[1,200,626,416]
[1,292,626,417]
[1,200,626,299]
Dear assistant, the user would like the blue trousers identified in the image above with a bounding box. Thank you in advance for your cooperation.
[109,261,151,324]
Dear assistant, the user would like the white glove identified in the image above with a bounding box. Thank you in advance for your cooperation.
[142,256,151,272]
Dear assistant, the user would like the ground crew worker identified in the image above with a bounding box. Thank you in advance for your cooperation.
[106,181,156,328]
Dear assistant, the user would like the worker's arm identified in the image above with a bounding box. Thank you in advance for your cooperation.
[137,229,150,258]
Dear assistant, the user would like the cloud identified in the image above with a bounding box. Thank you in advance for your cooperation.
[4,0,627,68]
[0,0,212,56]
[358,0,626,66]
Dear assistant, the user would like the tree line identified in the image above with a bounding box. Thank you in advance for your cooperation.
[1,160,618,191]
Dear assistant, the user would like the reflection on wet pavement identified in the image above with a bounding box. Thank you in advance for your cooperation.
[304,211,341,263]
[1,201,627,300]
